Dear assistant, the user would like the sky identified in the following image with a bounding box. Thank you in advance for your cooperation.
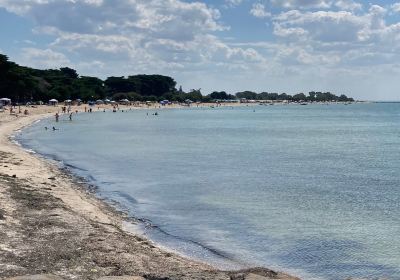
[1,0,400,100]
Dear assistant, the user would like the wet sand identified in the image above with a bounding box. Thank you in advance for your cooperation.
[0,104,299,280]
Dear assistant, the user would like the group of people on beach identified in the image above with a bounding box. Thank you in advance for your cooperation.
[51,104,161,131]
[7,106,30,116]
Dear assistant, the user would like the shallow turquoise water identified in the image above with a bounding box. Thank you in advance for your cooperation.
[18,103,400,280]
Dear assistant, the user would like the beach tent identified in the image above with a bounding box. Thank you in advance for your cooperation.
[104,99,111,104]
[64,99,72,105]
[96,99,104,105]
[0,98,11,106]
[49,99,58,106]
[119,99,130,105]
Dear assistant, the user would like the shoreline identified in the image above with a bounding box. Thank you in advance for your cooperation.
[0,105,300,280]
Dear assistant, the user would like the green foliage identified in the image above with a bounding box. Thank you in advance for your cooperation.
[105,75,176,97]
[0,54,178,103]
[0,53,354,104]
[236,91,258,100]
[234,91,354,102]
[209,91,235,100]
[112,92,143,101]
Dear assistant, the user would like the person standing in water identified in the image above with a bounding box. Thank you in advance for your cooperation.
[55,112,59,122]
[69,113,73,121]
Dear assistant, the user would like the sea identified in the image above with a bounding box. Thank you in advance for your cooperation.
[16,103,400,280]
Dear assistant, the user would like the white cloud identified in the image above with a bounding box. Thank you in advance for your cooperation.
[273,10,366,43]
[18,48,71,69]
[224,0,244,8]
[0,0,264,72]
[334,0,362,11]
[270,0,333,9]
[392,2,400,13]
[250,3,271,18]
[1,0,400,99]
[267,3,400,73]
[0,0,225,40]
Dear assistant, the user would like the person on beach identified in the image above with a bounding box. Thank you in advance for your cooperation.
[55,112,59,122]
[84,107,87,112]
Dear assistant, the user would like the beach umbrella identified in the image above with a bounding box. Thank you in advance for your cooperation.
[49,99,58,106]
[0,98,11,106]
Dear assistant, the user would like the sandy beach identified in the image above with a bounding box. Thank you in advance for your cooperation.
[0,104,299,280]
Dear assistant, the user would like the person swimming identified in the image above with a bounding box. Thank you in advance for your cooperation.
[52,126,58,131]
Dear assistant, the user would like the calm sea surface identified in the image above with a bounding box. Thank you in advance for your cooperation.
[17,103,400,280]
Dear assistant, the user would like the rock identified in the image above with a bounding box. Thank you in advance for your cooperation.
[6,275,64,280]
[97,277,146,280]
[229,267,299,280]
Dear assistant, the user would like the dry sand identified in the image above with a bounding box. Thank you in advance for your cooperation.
[0,104,299,280]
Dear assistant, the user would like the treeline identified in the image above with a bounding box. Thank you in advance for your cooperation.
[0,54,354,103]
[233,91,354,102]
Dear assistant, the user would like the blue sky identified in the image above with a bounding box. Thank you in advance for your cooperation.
[1,0,400,100]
